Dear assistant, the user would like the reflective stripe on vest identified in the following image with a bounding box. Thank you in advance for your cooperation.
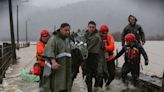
[56,52,72,59]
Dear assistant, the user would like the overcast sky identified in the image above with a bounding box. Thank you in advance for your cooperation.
[0,0,86,40]
[0,0,164,41]
[27,0,87,9]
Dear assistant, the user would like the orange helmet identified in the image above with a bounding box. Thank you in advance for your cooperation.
[40,29,50,37]
[100,24,109,33]
[125,33,136,42]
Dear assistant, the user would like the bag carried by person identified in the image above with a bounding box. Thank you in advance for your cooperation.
[43,61,52,77]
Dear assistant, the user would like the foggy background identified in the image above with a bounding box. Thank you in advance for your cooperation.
[0,0,164,41]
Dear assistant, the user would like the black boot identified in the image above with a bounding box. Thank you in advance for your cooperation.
[85,75,93,92]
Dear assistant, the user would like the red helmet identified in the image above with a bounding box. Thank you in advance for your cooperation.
[40,29,50,37]
[100,24,109,33]
[125,33,136,42]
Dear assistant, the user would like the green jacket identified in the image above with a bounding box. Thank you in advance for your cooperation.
[85,29,101,54]
[121,24,145,46]
[43,32,72,92]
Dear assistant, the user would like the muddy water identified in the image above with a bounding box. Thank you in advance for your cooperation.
[2,73,39,92]
[72,68,155,92]
[1,65,161,92]
[2,78,152,92]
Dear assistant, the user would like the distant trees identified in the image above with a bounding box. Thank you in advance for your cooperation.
[146,34,164,41]
[1,31,164,41]
[110,32,164,41]
[111,32,122,42]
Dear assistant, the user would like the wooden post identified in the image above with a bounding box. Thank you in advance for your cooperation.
[8,0,17,64]
[0,45,2,84]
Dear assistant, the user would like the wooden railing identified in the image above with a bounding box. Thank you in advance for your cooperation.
[0,43,12,83]
[0,42,30,84]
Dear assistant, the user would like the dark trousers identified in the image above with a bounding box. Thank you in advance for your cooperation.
[85,53,99,92]
[97,61,115,88]
[59,89,67,92]
[106,61,115,86]
[121,62,140,86]
[39,66,44,87]
[71,48,83,81]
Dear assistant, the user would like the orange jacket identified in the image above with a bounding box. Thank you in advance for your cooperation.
[105,34,115,62]
[36,41,45,67]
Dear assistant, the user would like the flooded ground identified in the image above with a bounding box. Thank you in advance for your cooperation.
[1,69,159,92]
[0,41,163,92]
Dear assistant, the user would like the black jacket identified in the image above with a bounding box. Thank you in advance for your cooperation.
[121,24,145,46]
[114,43,148,64]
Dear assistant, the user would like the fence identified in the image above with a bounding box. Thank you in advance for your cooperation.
[0,43,12,83]
[0,42,30,84]
[16,42,30,49]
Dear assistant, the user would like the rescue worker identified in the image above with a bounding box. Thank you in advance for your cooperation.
[122,15,146,46]
[43,23,72,92]
[85,21,101,92]
[111,33,149,86]
[99,24,115,90]
[36,29,50,87]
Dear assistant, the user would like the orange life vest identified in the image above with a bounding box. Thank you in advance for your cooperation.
[36,41,45,67]
[104,35,115,62]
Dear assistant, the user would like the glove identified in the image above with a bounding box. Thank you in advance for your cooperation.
[108,54,115,61]
[145,60,149,66]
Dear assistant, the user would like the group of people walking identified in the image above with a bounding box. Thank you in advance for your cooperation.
[35,15,149,92]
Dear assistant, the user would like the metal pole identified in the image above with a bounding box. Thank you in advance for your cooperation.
[25,21,28,43]
[16,5,19,50]
[8,0,17,64]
